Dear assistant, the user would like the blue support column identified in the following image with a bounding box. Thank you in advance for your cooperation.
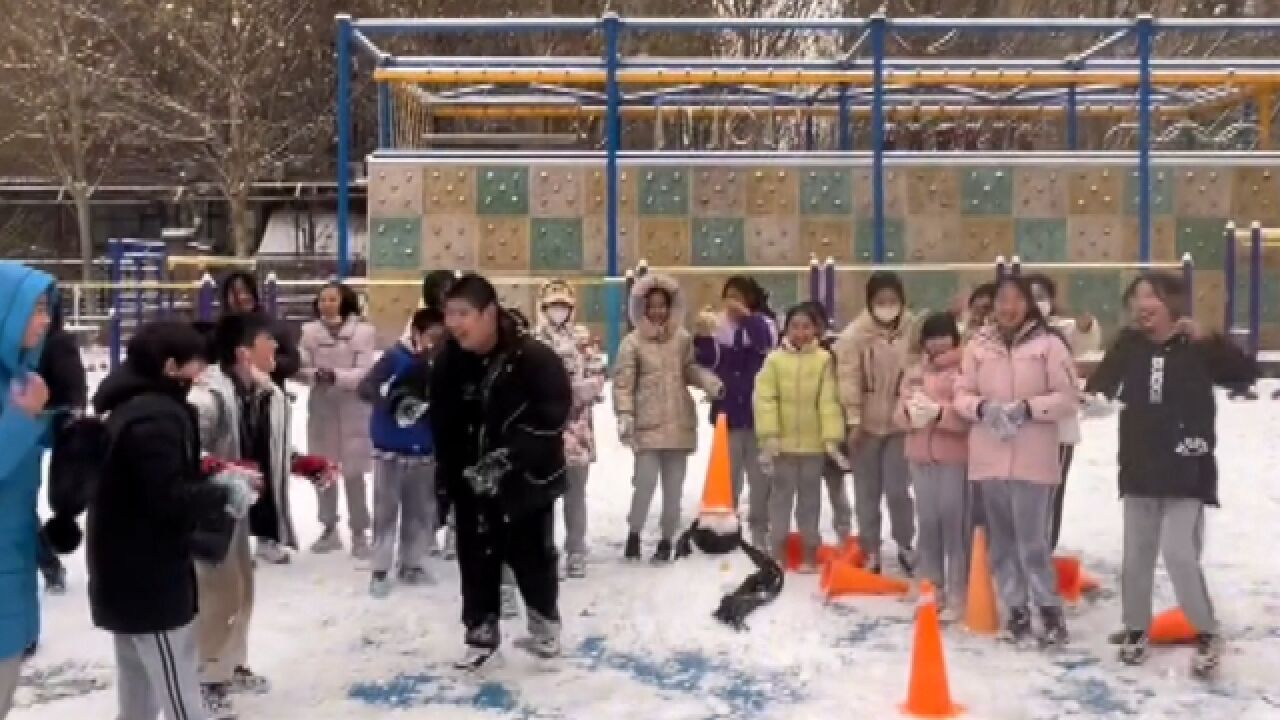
[1249,223,1262,357]
[603,12,623,362]
[336,14,353,279]
[837,31,851,152]
[1136,14,1154,264]
[870,12,887,262]
[377,58,393,149]
[1066,85,1079,150]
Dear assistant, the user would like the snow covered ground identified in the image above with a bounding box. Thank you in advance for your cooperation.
[17,361,1280,719]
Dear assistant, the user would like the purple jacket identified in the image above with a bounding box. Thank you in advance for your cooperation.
[694,312,777,429]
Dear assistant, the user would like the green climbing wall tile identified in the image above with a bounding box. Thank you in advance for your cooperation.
[904,271,958,315]
[1067,272,1124,330]
[1232,271,1280,324]
[755,274,801,315]
[961,168,1014,216]
[855,218,906,263]
[638,167,690,216]
[1015,219,1068,262]
[1125,169,1174,216]
[575,281,608,324]
[530,218,584,272]
[1175,218,1229,269]
[799,168,855,216]
[369,217,422,270]
[476,166,529,216]
[691,218,746,266]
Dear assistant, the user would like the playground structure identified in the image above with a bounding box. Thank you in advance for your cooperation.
[335,13,1280,357]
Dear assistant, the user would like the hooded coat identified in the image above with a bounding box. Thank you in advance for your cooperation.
[533,281,606,467]
[613,274,723,452]
[0,261,55,659]
[298,315,377,474]
[832,309,920,436]
[694,311,776,430]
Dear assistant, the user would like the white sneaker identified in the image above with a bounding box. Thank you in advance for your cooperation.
[565,553,587,579]
[500,585,520,619]
[454,646,501,672]
[255,540,290,565]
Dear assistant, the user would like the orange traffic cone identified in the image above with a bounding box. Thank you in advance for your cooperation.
[902,581,964,718]
[815,543,840,568]
[1149,607,1198,645]
[964,528,999,636]
[821,558,910,598]
[1053,556,1084,604]
[700,414,735,516]
[839,536,865,568]
[1078,568,1100,594]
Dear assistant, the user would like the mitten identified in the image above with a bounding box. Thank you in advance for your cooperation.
[978,401,1016,441]
[390,392,429,427]
[906,392,942,429]
[208,465,261,518]
[1003,401,1031,428]
[292,454,338,486]
[695,308,719,336]
[616,414,634,446]
[824,442,851,472]
[464,448,511,498]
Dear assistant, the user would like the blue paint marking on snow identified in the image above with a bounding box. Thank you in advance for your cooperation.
[349,672,532,716]
[575,636,804,717]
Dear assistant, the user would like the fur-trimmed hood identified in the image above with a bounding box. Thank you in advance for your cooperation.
[628,273,685,340]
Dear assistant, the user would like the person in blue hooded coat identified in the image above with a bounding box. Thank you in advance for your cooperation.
[0,261,54,717]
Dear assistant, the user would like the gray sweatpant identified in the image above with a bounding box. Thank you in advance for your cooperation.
[911,462,970,611]
[822,456,855,539]
[768,455,825,562]
[728,430,769,541]
[628,450,689,540]
[114,622,206,720]
[317,471,371,534]
[1122,497,1217,634]
[0,654,19,719]
[982,479,1060,614]
[371,456,436,574]
[562,466,590,556]
[851,433,915,557]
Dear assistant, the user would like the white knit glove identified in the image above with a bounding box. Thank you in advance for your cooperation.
[1080,392,1122,419]
[209,466,262,518]
[906,392,942,429]
[758,438,780,476]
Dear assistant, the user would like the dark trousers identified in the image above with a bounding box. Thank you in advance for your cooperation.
[1048,444,1075,551]
[36,527,64,583]
[455,494,559,648]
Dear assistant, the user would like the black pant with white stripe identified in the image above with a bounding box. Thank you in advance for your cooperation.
[114,621,206,720]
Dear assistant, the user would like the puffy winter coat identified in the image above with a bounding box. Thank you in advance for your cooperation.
[1051,314,1103,445]
[189,366,298,549]
[429,310,573,517]
[88,366,230,635]
[298,316,377,475]
[832,309,920,436]
[534,314,605,467]
[954,323,1080,486]
[1084,328,1256,506]
[0,262,54,660]
[753,340,844,455]
[895,349,970,465]
[613,275,724,452]
[694,311,776,430]
[358,341,434,457]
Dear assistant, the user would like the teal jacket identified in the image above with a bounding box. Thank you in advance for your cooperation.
[0,262,54,659]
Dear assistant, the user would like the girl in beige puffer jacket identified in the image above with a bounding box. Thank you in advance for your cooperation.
[613,274,723,564]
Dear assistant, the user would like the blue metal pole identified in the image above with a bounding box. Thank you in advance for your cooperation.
[1249,222,1262,357]
[603,12,622,362]
[1066,85,1079,150]
[377,58,393,149]
[336,14,353,280]
[1137,14,1154,264]
[870,12,887,262]
[1223,222,1236,334]
[837,31,851,152]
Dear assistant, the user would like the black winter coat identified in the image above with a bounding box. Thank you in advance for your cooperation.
[1085,328,1257,506]
[87,367,230,634]
[429,311,572,517]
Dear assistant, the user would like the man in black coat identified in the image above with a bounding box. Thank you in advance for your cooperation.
[429,274,572,670]
[88,320,256,719]
[219,271,301,386]
[1084,272,1256,677]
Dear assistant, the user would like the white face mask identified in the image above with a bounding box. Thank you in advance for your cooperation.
[872,304,902,325]
[546,305,572,326]
[1036,300,1053,318]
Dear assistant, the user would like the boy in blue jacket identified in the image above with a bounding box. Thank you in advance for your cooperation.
[0,261,54,717]
[359,308,444,598]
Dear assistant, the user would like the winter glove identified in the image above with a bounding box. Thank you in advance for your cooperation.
[390,392,429,428]
[978,401,1018,442]
[313,368,337,387]
[824,442,851,472]
[292,454,339,487]
[208,465,262,519]
[758,438,780,476]
[1003,401,1031,429]
[695,307,719,337]
[1080,392,1122,418]
[906,392,942,429]
[464,448,511,498]
[617,414,635,447]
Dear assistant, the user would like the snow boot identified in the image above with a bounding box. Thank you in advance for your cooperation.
[651,538,673,565]
[456,622,502,671]
[500,584,521,619]
[370,572,392,599]
[624,532,641,561]
[255,540,291,565]
[230,666,270,695]
[566,553,587,579]
[1116,630,1149,666]
[514,610,562,659]
[1038,606,1069,649]
[351,531,372,560]
[1191,633,1223,679]
[202,683,237,719]
[310,526,342,554]
[398,566,432,586]
[1001,606,1033,645]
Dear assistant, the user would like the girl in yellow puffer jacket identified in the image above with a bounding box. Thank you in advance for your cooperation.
[754,302,847,569]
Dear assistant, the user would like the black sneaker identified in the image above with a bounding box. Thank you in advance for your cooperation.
[1116,630,1149,666]
[651,539,673,565]
[1191,633,1223,679]
[456,621,502,671]
[1001,607,1033,644]
[1038,606,1069,649]
[624,532,641,561]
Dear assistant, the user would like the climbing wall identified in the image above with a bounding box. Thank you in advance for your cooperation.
[366,159,1280,349]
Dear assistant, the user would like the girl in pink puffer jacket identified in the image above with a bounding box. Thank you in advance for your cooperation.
[953,277,1079,648]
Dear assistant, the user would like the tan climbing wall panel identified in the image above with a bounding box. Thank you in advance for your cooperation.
[745,218,803,266]
[583,215,637,273]
[369,166,424,216]
[905,168,960,215]
[800,219,855,263]
[1068,217,1131,263]
[365,271,421,346]
[746,169,797,215]
[476,219,530,273]
[584,168,636,215]
[854,168,906,218]
[904,216,962,263]
[1230,167,1280,223]
[423,216,478,269]
[1194,271,1227,332]
[692,167,747,217]
[959,219,1016,263]
[1014,168,1068,218]
[530,166,584,218]
[1067,168,1122,215]
[637,218,691,266]
[424,167,474,215]
[1174,168,1232,218]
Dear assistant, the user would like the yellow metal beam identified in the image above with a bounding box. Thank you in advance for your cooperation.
[374,66,1280,87]
[420,104,1196,120]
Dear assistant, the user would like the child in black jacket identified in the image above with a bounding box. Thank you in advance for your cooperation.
[1083,272,1256,678]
